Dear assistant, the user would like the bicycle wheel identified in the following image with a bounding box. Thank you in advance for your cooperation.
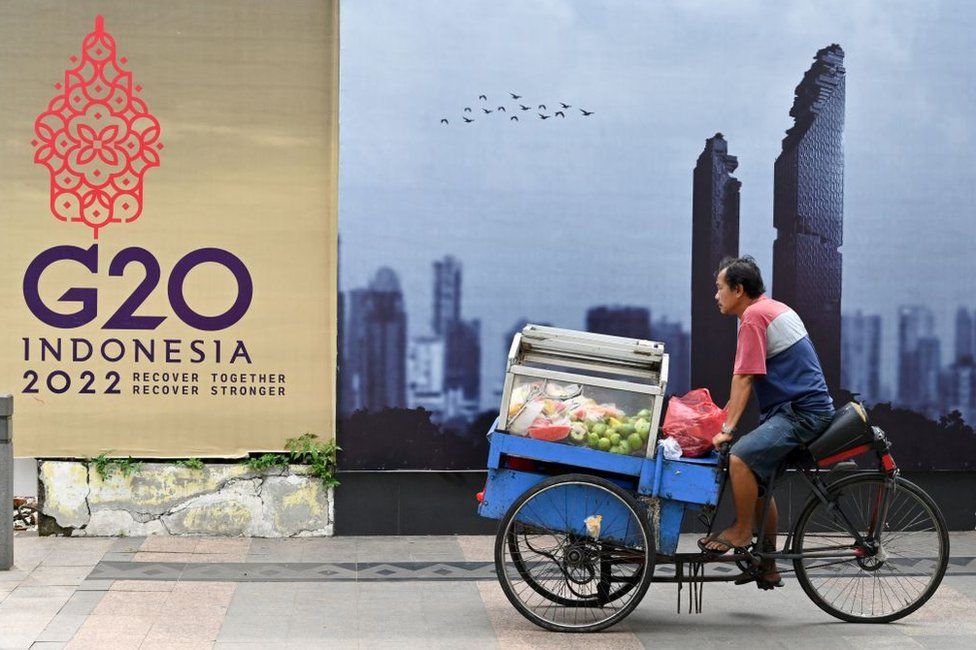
[792,473,949,623]
[504,521,644,608]
[494,473,654,632]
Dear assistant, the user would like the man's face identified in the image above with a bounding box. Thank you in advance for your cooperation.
[714,269,742,316]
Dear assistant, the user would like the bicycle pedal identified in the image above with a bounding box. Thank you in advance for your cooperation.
[830,461,858,472]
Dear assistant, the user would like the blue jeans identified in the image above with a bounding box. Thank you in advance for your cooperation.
[730,403,835,485]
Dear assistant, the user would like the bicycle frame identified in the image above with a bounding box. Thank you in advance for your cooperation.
[709,426,900,567]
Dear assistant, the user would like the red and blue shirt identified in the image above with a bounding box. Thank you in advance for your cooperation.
[733,295,833,417]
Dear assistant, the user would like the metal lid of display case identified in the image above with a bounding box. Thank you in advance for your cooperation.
[515,324,666,372]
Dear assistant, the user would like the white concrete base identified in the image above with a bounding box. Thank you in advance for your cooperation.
[37,460,334,537]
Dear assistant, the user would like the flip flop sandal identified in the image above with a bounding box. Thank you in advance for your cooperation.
[696,535,746,556]
[756,576,785,590]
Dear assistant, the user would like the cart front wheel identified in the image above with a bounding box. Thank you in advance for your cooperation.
[494,473,654,633]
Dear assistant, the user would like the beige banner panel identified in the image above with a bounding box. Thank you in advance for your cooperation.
[0,1,338,457]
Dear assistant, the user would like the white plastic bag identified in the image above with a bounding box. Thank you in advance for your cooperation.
[659,436,683,460]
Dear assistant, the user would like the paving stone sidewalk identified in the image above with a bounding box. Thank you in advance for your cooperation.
[2,532,975,649]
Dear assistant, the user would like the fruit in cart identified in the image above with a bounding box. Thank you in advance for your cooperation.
[542,399,567,417]
[508,399,546,434]
[627,433,643,451]
[609,416,623,428]
[597,438,611,451]
[637,408,652,419]
[609,432,621,446]
[569,422,588,443]
[526,423,572,441]
[590,422,607,437]
[617,423,636,436]
[634,418,651,435]
[586,432,601,448]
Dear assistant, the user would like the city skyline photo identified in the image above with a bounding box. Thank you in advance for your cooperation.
[337,1,976,469]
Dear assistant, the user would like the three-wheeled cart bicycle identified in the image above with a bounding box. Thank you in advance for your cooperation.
[477,325,949,632]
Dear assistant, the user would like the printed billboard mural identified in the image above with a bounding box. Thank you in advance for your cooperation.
[337,1,976,471]
[0,1,339,457]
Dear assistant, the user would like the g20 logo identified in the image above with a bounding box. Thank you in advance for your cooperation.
[24,245,252,331]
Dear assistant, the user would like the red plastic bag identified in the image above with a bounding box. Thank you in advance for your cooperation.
[662,388,727,458]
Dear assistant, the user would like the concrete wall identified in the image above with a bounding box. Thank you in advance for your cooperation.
[38,461,333,537]
[14,458,36,496]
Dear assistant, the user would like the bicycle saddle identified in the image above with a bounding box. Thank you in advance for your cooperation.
[775,402,874,474]
[805,401,873,464]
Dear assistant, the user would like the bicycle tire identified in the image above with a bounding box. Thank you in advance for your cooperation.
[792,473,949,623]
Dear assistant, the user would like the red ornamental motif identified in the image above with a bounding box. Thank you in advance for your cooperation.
[32,15,162,239]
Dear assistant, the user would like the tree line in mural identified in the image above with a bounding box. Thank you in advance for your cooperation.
[337,392,976,471]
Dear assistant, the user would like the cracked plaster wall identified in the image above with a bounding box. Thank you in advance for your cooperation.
[38,461,334,537]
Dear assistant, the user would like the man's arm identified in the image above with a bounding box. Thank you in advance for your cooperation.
[712,374,755,447]
[724,374,755,431]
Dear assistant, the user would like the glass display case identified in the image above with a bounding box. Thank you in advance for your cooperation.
[498,325,669,458]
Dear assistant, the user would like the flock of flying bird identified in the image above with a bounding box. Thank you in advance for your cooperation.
[441,92,595,125]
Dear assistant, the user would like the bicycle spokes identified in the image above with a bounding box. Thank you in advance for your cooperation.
[793,475,948,622]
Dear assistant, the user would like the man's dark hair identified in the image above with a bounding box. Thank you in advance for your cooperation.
[717,255,765,298]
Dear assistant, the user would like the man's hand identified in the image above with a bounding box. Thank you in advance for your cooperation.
[712,431,733,448]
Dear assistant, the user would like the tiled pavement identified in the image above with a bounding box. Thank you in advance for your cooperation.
[1,532,975,649]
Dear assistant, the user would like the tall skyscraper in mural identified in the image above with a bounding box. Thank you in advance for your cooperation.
[431,256,482,419]
[773,44,845,401]
[343,289,368,413]
[346,268,408,410]
[407,336,446,418]
[841,311,881,403]
[445,319,482,408]
[941,358,976,424]
[691,133,740,405]
[432,256,462,336]
[586,306,652,340]
[898,306,939,411]
[954,307,974,363]
[338,290,348,413]
[652,316,691,396]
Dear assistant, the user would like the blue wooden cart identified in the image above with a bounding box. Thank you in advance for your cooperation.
[476,325,727,632]
[479,426,722,557]
[477,422,724,632]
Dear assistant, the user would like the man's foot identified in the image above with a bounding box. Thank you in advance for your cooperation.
[756,561,783,590]
[757,537,782,589]
[733,564,783,589]
[697,527,752,555]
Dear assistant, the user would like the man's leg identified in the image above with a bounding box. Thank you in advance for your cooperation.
[757,495,777,543]
[758,496,781,581]
[704,454,757,551]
